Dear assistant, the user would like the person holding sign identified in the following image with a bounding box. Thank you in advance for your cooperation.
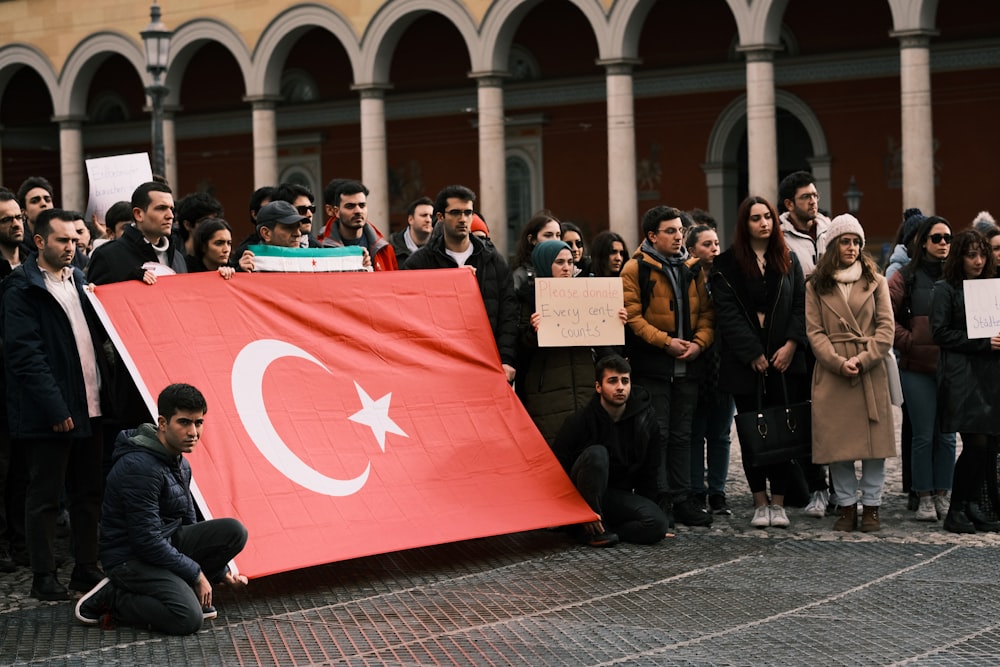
[930,229,1000,533]
[520,240,626,445]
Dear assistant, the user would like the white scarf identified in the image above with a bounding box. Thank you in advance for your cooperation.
[833,260,862,302]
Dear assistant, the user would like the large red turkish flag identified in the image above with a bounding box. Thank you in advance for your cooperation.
[89,271,595,578]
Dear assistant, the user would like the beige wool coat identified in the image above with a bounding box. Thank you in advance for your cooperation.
[805,272,896,464]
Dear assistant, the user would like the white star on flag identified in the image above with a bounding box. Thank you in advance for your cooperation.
[348,381,408,451]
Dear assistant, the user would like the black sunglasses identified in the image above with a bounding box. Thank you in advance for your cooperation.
[929,233,952,244]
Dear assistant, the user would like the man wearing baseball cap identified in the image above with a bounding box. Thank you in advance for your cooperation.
[236,200,304,272]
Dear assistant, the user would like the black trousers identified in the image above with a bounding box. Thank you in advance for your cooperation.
[570,445,669,544]
[108,517,248,635]
[22,419,103,574]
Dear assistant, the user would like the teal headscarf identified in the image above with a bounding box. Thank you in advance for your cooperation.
[531,240,572,278]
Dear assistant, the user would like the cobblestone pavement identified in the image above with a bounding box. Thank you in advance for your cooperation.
[4,406,1000,665]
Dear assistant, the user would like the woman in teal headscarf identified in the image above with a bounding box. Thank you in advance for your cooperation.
[519,240,626,445]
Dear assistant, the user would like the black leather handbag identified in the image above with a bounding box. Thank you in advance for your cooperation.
[735,374,812,467]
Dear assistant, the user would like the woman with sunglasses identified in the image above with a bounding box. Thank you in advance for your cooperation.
[806,214,895,532]
[931,229,1000,533]
[560,222,590,276]
[889,217,956,522]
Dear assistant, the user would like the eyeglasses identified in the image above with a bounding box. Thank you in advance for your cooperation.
[0,214,24,226]
[296,205,316,215]
[566,240,584,248]
[796,192,820,201]
[929,233,952,244]
[446,209,474,218]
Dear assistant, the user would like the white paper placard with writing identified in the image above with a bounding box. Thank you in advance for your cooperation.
[963,278,1000,339]
[535,277,625,347]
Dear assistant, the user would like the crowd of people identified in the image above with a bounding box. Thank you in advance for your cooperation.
[0,170,997,632]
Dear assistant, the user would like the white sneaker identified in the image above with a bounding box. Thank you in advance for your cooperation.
[933,493,950,520]
[803,490,829,518]
[769,505,790,528]
[750,505,770,528]
[915,495,938,521]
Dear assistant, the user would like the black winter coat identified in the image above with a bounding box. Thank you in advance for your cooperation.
[0,255,110,438]
[709,249,807,396]
[403,234,518,367]
[931,280,1000,435]
[99,425,201,582]
[552,386,668,501]
[86,224,188,285]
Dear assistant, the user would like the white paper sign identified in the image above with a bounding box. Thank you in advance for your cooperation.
[85,153,153,223]
[963,278,1000,339]
[535,277,625,347]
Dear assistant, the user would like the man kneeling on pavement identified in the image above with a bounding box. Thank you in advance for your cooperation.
[553,355,672,546]
[75,383,248,635]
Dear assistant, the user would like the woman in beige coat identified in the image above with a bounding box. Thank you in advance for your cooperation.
[805,214,895,532]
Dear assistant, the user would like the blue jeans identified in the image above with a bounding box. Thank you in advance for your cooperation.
[830,459,885,507]
[690,395,734,496]
[900,370,956,493]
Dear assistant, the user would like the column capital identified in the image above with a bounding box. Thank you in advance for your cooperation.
[51,114,87,127]
[243,95,282,110]
[468,71,508,88]
[350,82,393,99]
[736,44,782,62]
[596,58,641,75]
[890,29,938,49]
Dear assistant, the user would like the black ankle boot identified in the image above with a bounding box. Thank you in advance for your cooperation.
[965,502,1000,532]
[943,502,976,534]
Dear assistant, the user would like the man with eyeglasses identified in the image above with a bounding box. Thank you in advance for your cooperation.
[778,171,830,278]
[16,176,55,235]
[622,205,715,529]
[778,170,834,518]
[274,183,320,249]
[317,180,397,271]
[402,185,518,384]
[389,196,435,265]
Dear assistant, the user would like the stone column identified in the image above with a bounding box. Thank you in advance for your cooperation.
[739,46,780,204]
[470,72,508,255]
[163,108,178,190]
[54,116,85,211]
[893,30,936,214]
[351,84,391,237]
[246,96,280,189]
[598,58,640,250]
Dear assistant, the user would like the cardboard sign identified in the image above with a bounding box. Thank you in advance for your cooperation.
[535,277,625,347]
[85,153,153,223]
[963,278,1000,339]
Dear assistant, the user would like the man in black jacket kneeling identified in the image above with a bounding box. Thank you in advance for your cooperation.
[553,355,672,547]
[75,383,248,634]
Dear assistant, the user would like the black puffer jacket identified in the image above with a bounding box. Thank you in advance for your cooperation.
[931,280,1000,435]
[552,386,667,501]
[99,425,201,582]
[709,249,807,396]
[403,234,518,367]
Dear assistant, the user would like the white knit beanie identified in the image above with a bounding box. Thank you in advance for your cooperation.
[826,213,866,248]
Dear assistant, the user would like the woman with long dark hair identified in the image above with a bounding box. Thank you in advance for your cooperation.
[931,229,1000,533]
[806,214,894,532]
[711,196,807,528]
[889,216,955,522]
[560,221,590,276]
[589,231,627,278]
[512,211,561,292]
[187,218,235,279]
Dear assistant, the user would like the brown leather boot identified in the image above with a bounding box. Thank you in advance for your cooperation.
[861,505,881,533]
[833,504,857,532]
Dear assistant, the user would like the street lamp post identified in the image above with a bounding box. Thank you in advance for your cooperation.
[844,175,863,215]
[141,2,172,178]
